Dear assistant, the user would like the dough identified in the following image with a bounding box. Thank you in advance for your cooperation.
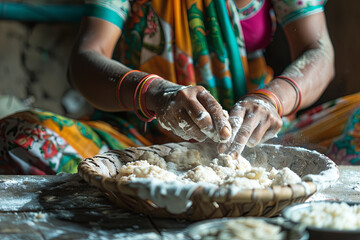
[115,145,302,189]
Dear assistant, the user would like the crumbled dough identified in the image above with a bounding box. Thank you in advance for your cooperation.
[165,147,207,170]
[289,202,360,230]
[271,167,301,186]
[117,160,177,183]
[183,166,221,184]
[139,151,167,169]
[245,167,273,185]
[115,147,301,189]
[222,177,263,189]
[210,164,237,180]
[215,154,251,171]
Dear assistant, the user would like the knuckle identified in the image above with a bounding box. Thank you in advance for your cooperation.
[237,128,252,140]
[196,86,206,93]
[197,116,213,129]
[176,89,187,99]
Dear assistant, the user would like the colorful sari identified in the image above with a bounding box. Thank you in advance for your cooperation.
[0,0,331,174]
[280,92,360,165]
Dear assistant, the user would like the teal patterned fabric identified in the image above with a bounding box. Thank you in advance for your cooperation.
[271,0,327,26]
[84,0,130,28]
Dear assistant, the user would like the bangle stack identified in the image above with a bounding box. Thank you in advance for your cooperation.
[244,89,284,116]
[275,76,302,116]
[133,74,159,122]
[117,70,160,124]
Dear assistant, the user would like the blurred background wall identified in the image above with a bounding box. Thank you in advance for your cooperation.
[0,0,359,118]
[0,0,84,118]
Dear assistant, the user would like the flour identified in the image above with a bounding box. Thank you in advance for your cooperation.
[226,98,279,153]
[282,33,333,79]
[196,111,209,121]
[183,166,221,184]
[114,146,303,214]
[165,147,208,170]
[228,115,243,143]
[115,146,301,192]
[190,218,285,240]
[117,160,178,183]
[140,151,167,169]
[239,98,274,112]
[158,87,231,143]
[271,167,301,186]
[289,202,360,230]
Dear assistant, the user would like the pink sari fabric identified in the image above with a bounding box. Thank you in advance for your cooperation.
[240,0,273,53]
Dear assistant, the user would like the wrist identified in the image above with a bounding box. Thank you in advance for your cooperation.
[242,89,283,116]
[269,76,302,116]
[145,78,183,112]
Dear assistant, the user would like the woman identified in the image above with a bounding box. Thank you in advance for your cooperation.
[0,0,334,174]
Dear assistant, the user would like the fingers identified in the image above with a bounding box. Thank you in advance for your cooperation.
[197,89,231,142]
[228,108,261,155]
[178,87,231,142]
[157,113,189,140]
[247,115,282,146]
[177,108,208,142]
[155,85,232,143]
[183,98,215,136]
[217,104,245,153]
[220,97,282,156]
[157,108,207,142]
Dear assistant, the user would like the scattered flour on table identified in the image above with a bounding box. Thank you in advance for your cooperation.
[115,146,301,189]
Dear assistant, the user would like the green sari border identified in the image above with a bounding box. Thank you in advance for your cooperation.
[84,3,125,29]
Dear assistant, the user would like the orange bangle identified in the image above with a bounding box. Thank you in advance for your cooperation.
[243,89,284,116]
[117,70,140,110]
[133,74,157,122]
[138,75,158,119]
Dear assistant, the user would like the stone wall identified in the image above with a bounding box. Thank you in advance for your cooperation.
[0,20,80,116]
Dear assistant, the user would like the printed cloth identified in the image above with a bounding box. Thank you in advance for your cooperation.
[0,0,329,174]
[280,92,360,165]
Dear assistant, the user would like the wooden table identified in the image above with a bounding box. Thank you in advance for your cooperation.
[0,166,359,240]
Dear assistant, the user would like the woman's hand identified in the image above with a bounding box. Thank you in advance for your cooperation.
[218,95,283,157]
[148,82,231,143]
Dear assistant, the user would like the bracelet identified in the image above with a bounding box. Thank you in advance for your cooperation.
[243,89,284,116]
[140,77,157,119]
[117,70,140,110]
[138,75,157,119]
[133,74,159,123]
[275,76,302,116]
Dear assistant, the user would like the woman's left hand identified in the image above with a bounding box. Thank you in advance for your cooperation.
[218,95,283,157]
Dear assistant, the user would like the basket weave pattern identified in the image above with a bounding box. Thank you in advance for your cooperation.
[78,143,339,221]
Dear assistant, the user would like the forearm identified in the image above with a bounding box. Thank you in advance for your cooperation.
[68,49,182,113]
[266,26,334,115]
[68,50,140,111]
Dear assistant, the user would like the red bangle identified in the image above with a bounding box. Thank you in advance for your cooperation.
[133,74,157,122]
[140,76,157,119]
[117,70,140,110]
[275,76,302,116]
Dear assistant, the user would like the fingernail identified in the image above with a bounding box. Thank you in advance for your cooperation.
[217,143,227,153]
[221,126,231,140]
[247,138,257,147]
[230,151,239,160]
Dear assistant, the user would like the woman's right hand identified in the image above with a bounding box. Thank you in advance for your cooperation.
[147,81,231,143]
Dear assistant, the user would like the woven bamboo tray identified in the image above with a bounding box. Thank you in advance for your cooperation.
[78,142,339,221]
